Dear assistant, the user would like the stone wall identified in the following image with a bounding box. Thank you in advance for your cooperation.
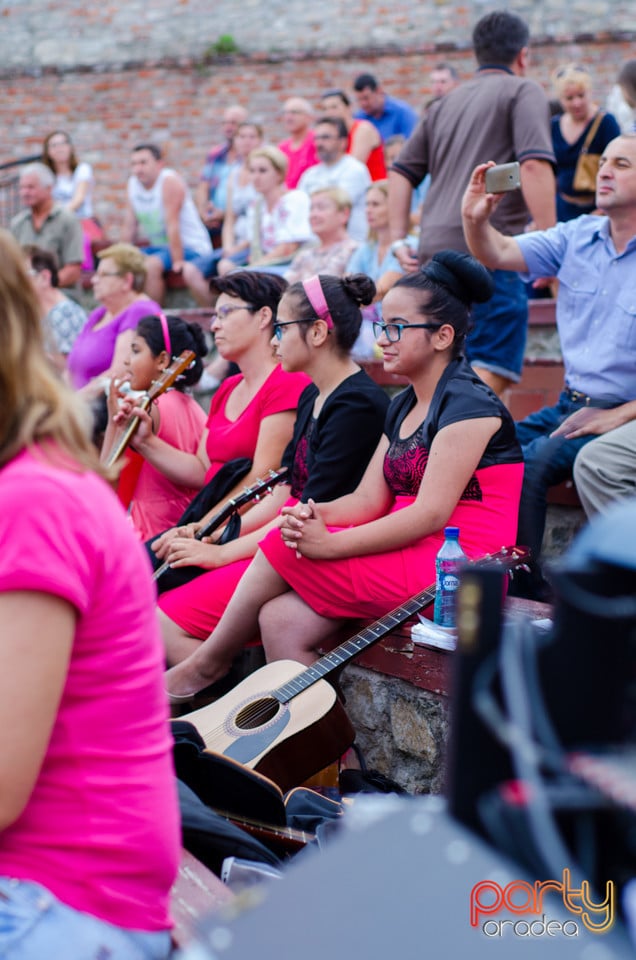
[0,2,634,236]
[1,0,634,67]
[340,665,449,795]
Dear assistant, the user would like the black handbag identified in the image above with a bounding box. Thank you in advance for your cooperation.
[146,456,251,593]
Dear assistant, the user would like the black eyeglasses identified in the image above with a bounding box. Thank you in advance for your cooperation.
[273,319,315,341]
[373,320,442,343]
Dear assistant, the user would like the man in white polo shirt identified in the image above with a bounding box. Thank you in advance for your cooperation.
[298,117,371,242]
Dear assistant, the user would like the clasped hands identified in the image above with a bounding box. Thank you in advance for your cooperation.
[280,499,333,559]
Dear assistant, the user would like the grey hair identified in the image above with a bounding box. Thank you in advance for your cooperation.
[20,162,55,188]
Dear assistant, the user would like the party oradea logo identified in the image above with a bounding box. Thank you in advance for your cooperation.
[470,868,614,938]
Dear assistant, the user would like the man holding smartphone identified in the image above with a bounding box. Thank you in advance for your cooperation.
[388,10,555,396]
[461,135,636,598]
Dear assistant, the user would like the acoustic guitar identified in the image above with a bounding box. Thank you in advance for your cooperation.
[180,546,530,791]
[152,467,289,583]
[105,349,195,468]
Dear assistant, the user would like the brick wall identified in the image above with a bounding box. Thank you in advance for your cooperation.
[1,2,634,236]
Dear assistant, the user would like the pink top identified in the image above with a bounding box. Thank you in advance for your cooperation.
[0,447,180,931]
[279,132,320,189]
[130,389,207,541]
[204,365,310,484]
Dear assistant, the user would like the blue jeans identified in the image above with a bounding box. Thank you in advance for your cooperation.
[0,878,172,960]
[513,391,618,595]
[467,269,528,382]
[140,245,208,272]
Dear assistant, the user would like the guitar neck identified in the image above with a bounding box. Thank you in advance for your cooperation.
[105,394,151,467]
[216,809,315,853]
[194,499,239,541]
[105,349,195,468]
[271,546,527,705]
[152,498,238,582]
[152,467,289,582]
[273,583,436,703]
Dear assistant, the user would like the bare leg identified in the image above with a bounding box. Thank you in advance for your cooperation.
[158,608,202,666]
[259,591,343,666]
[144,255,166,304]
[181,261,215,307]
[472,364,512,398]
[217,256,237,276]
[164,550,291,699]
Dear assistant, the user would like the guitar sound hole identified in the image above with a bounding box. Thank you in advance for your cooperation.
[235,697,280,730]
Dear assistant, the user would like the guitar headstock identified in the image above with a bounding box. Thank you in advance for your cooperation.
[469,546,531,576]
[232,466,290,508]
[147,350,196,403]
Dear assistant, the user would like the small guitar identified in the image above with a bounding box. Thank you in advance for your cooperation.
[152,466,289,583]
[180,546,530,791]
[105,350,195,468]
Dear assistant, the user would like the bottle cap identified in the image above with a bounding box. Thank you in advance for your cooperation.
[444,526,460,537]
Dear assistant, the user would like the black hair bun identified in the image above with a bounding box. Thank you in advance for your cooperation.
[341,273,377,308]
[425,251,494,306]
[182,318,209,360]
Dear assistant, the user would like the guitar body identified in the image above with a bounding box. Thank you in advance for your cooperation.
[181,660,355,792]
[179,549,528,793]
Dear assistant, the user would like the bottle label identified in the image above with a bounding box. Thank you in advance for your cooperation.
[440,573,460,592]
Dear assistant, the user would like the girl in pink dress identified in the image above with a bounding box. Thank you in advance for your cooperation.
[101,312,208,541]
[165,253,524,701]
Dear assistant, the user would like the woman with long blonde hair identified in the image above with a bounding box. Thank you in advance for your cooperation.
[0,230,179,959]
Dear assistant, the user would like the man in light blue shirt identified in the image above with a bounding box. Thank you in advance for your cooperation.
[353,73,418,141]
[461,134,636,597]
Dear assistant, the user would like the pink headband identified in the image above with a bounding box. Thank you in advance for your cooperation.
[302,275,334,330]
[158,312,172,357]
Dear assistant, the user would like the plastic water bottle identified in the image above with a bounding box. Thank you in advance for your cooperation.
[433,526,467,628]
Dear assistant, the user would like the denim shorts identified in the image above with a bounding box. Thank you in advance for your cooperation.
[466,268,528,382]
[0,878,172,960]
[140,245,208,273]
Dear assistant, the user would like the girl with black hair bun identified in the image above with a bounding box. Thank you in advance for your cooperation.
[163,254,523,700]
[159,274,388,672]
[101,312,209,541]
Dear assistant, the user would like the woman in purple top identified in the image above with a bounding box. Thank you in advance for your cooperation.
[66,243,161,396]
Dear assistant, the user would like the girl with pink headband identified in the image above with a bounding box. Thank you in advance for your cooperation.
[101,313,208,541]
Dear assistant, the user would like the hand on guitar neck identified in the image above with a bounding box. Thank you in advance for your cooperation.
[102,350,195,468]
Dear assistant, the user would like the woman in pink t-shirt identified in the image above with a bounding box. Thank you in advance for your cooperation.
[118,271,309,573]
[0,231,179,958]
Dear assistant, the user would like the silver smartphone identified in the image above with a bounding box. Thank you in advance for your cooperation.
[484,161,521,193]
